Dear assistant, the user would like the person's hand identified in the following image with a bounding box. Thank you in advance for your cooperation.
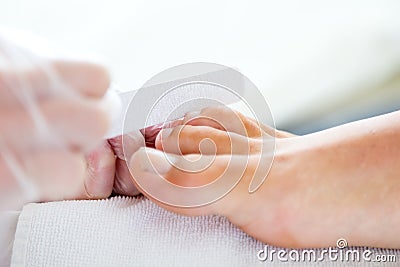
[127,106,400,249]
[86,121,181,198]
[0,35,113,209]
[124,106,300,244]
[85,133,144,198]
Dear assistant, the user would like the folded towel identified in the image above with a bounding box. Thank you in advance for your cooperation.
[10,196,400,266]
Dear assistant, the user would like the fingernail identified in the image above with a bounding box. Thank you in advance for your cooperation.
[135,147,177,175]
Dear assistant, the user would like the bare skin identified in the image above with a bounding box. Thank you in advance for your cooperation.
[4,39,399,248]
[128,107,400,248]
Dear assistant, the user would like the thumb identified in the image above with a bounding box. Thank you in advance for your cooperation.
[84,141,115,199]
[128,147,251,217]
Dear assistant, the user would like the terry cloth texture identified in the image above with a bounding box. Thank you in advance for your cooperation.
[11,196,400,267]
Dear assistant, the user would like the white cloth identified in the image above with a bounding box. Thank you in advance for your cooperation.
[10,196,400,266]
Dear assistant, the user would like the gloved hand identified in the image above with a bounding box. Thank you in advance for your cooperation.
[0,33,113,209]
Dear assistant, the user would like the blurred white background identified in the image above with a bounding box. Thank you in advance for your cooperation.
[1,0,399,133]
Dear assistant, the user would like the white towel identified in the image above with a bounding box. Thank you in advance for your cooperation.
[10,196,400,266]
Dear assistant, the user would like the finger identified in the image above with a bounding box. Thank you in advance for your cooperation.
[84,141,115,199]
[108,132,143,196]
[129,147,272,226]
[108,130,145,161]
[52,59,110,98]
[113,158,140,196]
[155,125,260,155]
[183,107,295,139]
[129,147,231,216]
[183,106,264,138]
[0,97,110,150]
[140,120,182,148]
[0,148,88,204]
[0,59,110,108]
